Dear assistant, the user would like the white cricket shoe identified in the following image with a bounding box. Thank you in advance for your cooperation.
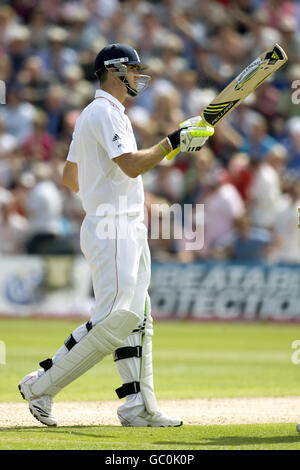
[118,410,183,427]
[18,371,57,427]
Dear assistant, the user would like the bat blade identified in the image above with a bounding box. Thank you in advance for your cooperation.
[201,43,288,127]
[165,44,287,160]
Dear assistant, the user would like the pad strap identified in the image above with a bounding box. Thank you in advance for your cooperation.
[113,346,142,362]
[64,321,93,351]
[115,381,140,399]
[64,334,76,351]
[39,358,53,371]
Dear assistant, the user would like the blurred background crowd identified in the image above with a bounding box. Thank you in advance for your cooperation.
[0,0,300,264]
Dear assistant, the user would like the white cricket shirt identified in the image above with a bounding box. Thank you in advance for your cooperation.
[66,89,144,216]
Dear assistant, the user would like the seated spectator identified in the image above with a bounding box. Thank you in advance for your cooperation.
[44,85,67,138]
[240,113,278,161]
[282,116,300,180]
[17,55,51,107]
[227,152,253,204]
[60,5,94,52]
[0,197,29,254]
[202,168,245,257]
[62,64,95,109]
[272,181,300,263]
[24,162,74,255]
[38,26,78,81]
[0,183,13,223]
[249,144,287,230]
[0,84,35,143]
[213,214,273,261]
[0,5,18,46]
[135,57,175,114]
[22,109,55,162]
[146,200,182,262]
[183,147,217,205]
[6,24,32,74]
[145,156,185,204]
[149,87,184,140]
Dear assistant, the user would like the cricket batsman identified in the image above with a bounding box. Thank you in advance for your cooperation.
[18,43,214,427]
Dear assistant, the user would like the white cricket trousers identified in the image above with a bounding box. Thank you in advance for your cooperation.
[52,214,153,420]
[81,214,151,326]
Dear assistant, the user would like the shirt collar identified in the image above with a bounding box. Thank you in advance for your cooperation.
[94,89,125,113]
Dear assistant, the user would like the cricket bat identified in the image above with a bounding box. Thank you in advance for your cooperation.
[166,43,288,160]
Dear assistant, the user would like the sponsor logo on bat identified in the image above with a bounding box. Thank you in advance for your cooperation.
[203,100,239,126]
[234,58,263,90]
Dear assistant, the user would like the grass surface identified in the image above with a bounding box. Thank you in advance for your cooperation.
[1,318,300,450]
[1,424,300,450]
[1,318,300,402]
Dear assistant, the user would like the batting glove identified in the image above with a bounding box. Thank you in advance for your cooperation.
[166,117,214,153]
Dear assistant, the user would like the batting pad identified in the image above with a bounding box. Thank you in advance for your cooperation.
[31,309,140,397]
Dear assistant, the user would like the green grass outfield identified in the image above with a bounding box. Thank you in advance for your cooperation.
[1,423,300,450]
[1,318,300,450]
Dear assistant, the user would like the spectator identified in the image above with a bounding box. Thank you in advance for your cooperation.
[60,5,94,52]
[44,85,67,138]
[22,109,55,162]
[282,116,300,180]
[0,116,18,187]
[273,181,300,263]
[61,64,95,109]
[0,5,18,48]
[248,144,287,230]
[240,113,278,161]
[149,87,184,141]
[227,152,253,203]
[147,200,181,262]
[202,167,245,257]
[0,196,29,254]
[145,157,185,204]
[0,84,35,143]
[17,56,51,107]
[214,214,273,261]
[183,147,217,205]
[6,24,32,74]
[24,162,66,254]
[38,26,78,80]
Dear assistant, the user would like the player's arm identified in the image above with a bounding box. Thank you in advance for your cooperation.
[115,120,214,178]
[62,161,79,193]
[114,137,171,178]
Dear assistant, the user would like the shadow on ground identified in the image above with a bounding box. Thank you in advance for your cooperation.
[155,434,300,447]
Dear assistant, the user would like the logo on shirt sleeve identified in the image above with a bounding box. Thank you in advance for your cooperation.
[112,134,120,142]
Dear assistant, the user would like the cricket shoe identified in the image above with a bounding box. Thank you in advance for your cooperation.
[118,410,183,427]
[296,423,300,433]
[18,371,57,427]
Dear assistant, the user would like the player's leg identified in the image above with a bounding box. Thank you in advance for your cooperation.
[114,221,182,426]
[18,319,95,426]
[18,215,141,426]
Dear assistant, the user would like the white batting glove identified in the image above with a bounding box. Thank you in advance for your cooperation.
[179,126,214,152]
[167,118,214,152]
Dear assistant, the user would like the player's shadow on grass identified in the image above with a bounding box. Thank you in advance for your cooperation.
[155,435,300,447]
[0,425,121,440]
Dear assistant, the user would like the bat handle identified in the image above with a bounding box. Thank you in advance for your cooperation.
[165,147,180,160]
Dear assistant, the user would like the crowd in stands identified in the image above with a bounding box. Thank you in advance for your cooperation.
[0,0,300,263]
